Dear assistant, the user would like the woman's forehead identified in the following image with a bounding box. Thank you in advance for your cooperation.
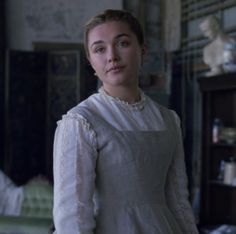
[89,21,131,35]
[87,21,133,43]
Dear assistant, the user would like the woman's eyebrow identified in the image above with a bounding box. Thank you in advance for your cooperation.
[90,40,104,48]
[115,33,131,39]
[90,33,131,48]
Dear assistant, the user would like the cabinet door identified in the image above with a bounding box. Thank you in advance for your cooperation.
[46,50,84,181]
[5,50,48,185]
[4,49,97,185]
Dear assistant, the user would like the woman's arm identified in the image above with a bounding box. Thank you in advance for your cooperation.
[165,111,199,234]
[53,113,97,234]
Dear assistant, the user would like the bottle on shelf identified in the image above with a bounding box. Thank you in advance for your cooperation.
[212,118,222,143]
[217,160,225,181]
[223,157,236,185]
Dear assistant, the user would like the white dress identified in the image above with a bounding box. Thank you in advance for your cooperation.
[53,87,199,234]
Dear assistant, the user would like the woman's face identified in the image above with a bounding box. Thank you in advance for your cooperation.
[87,21,145,92]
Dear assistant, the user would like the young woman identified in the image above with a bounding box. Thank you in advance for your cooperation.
[53,9,198,234]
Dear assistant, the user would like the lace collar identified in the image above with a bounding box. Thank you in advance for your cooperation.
[99,87,146,111]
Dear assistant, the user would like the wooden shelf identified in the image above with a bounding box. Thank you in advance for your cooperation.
[211,142,236,148]
[209,180,236,188]
[198,73,236,226]
[198,73,236,91]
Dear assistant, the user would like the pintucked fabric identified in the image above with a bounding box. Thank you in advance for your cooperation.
[53,87,199,234]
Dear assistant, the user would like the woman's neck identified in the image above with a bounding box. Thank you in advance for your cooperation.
[102,86,141,104]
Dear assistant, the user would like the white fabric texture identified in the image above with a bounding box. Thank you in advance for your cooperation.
[0,170,24,216]
[53,87,198,234]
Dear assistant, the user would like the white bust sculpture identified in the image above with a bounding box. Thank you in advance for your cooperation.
[199,15,236,77]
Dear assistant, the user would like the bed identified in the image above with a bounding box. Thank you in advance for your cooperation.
[0,171,53,234]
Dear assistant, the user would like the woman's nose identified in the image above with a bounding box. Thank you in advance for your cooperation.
[108,47,120,62]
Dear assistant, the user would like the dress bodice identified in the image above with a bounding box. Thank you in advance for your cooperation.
[53,89,199,234]
[69,105,183,234]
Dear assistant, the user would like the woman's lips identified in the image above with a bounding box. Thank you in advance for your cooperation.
[107,66,125,73]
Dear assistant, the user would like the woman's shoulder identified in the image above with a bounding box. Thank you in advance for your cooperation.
[55,93,102,129]
[55,98,97,139]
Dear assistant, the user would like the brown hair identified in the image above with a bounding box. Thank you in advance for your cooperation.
[84,9,144,57]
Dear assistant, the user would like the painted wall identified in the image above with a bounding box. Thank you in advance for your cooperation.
[6,0,163,71]
[6,0,166,103]
[6,0,123,50]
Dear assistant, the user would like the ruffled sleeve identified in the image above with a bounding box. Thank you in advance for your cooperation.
[165,111,199,234]
[53,112,98,234]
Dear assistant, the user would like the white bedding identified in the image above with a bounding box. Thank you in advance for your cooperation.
[0,170,23,216]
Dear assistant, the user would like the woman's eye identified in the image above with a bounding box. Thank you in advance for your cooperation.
[118,41,129,47]
[95,47,105,54]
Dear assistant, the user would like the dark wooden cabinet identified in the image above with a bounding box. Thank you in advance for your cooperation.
[4,49,97,185]
[5,51,48,185]
[198,73,236,226]
[0,0,5,170]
